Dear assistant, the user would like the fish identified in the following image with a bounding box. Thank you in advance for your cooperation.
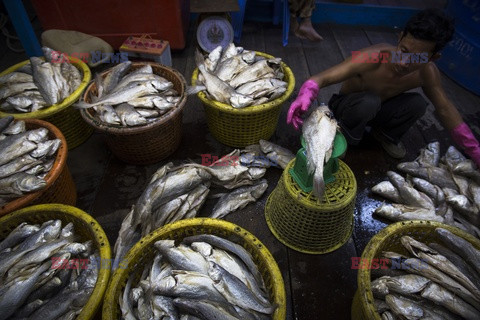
[397,161,458,190]
[453,161,480,185]
[229,59,276,89]
[0,222,39,252]
[469,182,480,210]
[402,257,480,309]
[211,179,268,219]
[302,106,338,200]
[385,294,424,319]
[5,92,47,112]
[115,103,148,127]
[447,195,479,226]
[102,61,132,94]
[154,240,209,274]
[374,203,443,223]
[435,228,480,274]
[429,242,480,293]
[371,276,398,299]
[421,282,480,319]
[30,57,60,105]
[0,71,33,85]
[0,260,51,320]
[0,116,14,133]
[383,274,430,296]
[415,141,440,167]
[411,177,445,206]
[208,261,274,314]
[259,139,295,169]
[371,181,403,203]
[401,236,480,299]
[205,45,223,72]
[443,145,467,170]
[387,171,435,209]
[0,172,46,197]
[215,54,250,82]
[0,82,38,100]
[60,61,82,94]
[0,154,43,179]
[30,139,61,158]
[173,298,240,320]
[182,234,265,289]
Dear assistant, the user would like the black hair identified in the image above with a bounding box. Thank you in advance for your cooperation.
[403,8,455,54]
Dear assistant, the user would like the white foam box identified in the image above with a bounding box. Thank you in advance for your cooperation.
[119,36,172,66]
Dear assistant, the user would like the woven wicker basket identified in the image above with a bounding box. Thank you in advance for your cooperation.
[265,159,357,254]
[0,204,111,320]
[80,62,186,165]
[351,220,480,320]
[103,218,286,320]
[0,57,93,149]
[191,52,295,148]
[0,119,76,217]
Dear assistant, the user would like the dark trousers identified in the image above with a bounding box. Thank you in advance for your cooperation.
[328,92,428,145]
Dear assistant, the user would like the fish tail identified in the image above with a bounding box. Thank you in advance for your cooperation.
[195,48,205,68]
[313,171,325,200]
[73,101,93,109]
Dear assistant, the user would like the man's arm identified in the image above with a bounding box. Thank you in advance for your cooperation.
[421,63,480,167]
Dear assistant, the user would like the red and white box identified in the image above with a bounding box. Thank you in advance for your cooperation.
[119,35,172,66]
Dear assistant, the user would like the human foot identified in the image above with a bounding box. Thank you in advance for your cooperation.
[296,18,323,42]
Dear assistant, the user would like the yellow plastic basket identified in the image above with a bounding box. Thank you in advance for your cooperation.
[265,159,357,254]
[191,52,295,148]
[0,203,111,320]
[0,57,93,149]
[351,220,480,320]
[103,218,286,320]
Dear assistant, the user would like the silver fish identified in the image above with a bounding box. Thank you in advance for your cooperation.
[16,64,33,75]
[446,195,479,226]
[51,63,70,101]
[115,73,173,92]
[102,61,132,94]
[151,295,178,320]
[443,145,467,169]
[453,161,480,185]
[30,57,60,105]
[0,71,33,85]
[31,139,61,158]
[435,228,480,274]
[387,171,434,210]
[2,119,26,135]
[385,294,424,319]
[76,81,158,109]
[205,45,223,72]
[173,298,239,320]
[115,103,148,127]
[397,161,458,190]
[0,131,38,167]
[154,270,228,303]
[0,172,46,197]
[0,116,14,133]
[154,240,209,274]
[415,141,440,167]
[0,82,38,100]
[211,179,268,219]
[421,282,480,319]
[374,203,443,223]
[60,62,82,94]
[401,236,480,300]
[371,181,403,203]
[303,106,338,200]
[259,139,295,169]
[371,276,397,299]
[11,298,45,318]
[411,177,445,206]
[0,154,43,179]
[166,183,210,224]
[0,223,39,252]
[25,276,62,303]
[469,182,480,210]
[215,54,250,82]
[94,104,121,125]
[383,274,430,296]
[208,261,274,314]
[182,234,265,291]
[0,260,51,320]
[229,59,276,88]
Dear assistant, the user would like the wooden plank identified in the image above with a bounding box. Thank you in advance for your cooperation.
[288,238,358,320]
[67,133,112,214]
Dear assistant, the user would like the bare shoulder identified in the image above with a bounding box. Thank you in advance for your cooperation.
[358,43,396,54]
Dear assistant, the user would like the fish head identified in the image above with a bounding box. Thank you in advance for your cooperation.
[190,242,213,257]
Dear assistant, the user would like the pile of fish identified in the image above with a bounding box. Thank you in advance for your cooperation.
[113,139,294,267]
[302,104,339,200]
[119,234,275,320]
[370,228,480,319]
[0,219,99,319]
[77,61,181,127]
[194,43,288,108]
[372,142,480,238]
[0,117,61,205]
[0,47,82,112]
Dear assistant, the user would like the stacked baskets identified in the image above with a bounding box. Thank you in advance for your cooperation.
[0,119,76,216]
[81,62,187,165]
[351,220,480,320]
[103,218,286,320]
[0,57,93,149]
[0,204,111,319]
[191,52,295,148]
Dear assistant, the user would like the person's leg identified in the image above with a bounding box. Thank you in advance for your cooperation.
[369,92,428,158]
[328,92,382,145]
[370,92,428,142]
[297,0,323,41]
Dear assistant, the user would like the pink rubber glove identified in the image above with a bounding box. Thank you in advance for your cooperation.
[287,79,320,130]
[450,122,480,168]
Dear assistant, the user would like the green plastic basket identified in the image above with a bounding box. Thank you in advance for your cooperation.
[289,131,347,192]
